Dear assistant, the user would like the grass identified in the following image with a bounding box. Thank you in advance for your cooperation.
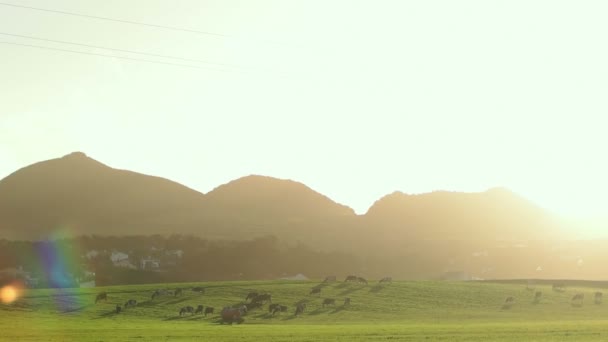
[3,279,608,341]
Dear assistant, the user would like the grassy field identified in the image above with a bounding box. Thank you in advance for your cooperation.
[3,279,608,341]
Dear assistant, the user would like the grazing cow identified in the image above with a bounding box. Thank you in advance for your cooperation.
[272,305,288,315]
[324,276,337,282]
[344,297,351,306]
[221,306,246,324]
[95,292,108,304]
[322,298,336,308]
[204,306,214,316]
[195,305,204,314]
[268,303,280,313]
[595,292,603,305]
[295,303,306,316]
[344,275,358,282]
[192,287,205,294]
[180,306,195,316]
[115,305,122,314]
[124,299,137,308]
[253,293,272,304]
[571,293,584,306]
[174,288,183,297]
[246,292,259,301]
[379,277,392,284]
[502,296,515,310]
[151,291,158,300]
[357,277,368,285]
[310,287,321,296]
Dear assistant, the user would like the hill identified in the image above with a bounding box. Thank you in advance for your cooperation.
[362,188,564,241]
[0,152,207,239]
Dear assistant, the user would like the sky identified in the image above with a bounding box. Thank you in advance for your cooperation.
[1,0,607,219]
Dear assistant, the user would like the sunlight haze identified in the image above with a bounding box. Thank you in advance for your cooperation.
[1,0,607,220]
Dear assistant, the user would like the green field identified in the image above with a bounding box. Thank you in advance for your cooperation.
[3,280,608,341]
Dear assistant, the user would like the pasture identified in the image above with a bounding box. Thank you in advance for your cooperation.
[3,279,608,341]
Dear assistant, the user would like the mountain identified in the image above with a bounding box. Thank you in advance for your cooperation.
[362,187,565,241]
[0,152,207,239]
[0,153,356,242]
[0,152,568,247]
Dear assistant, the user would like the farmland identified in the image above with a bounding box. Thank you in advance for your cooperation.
[3,280,608,341]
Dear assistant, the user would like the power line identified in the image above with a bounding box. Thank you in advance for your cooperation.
[0,2,230,39]
[0,41,239,72]
[0,32,244,69]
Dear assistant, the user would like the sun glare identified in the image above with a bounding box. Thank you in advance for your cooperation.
[0,285,20,304]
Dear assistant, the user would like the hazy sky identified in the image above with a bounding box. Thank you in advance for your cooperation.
[1,0,607,218]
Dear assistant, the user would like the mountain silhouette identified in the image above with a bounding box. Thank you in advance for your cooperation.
[0,152,565,245]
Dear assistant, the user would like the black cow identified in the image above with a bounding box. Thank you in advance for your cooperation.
[124,299,137,308]
[269,303,280,313]
[253,293,272,304]
[322,298,336,307]
[310,287,321,296]
[379,277,392,284]
[357,277,368,285]
[246,292,259,301]
[571,293,584,306]
[95,292,108,304]
[115,305,122,313]
[174,288,183,297]
[324,275,337,282]
[344,275,358,282]
[192,287,205,294]
[195,305,204,314]
[595,292,603,305]
[180,306,195,316]
[295,303,306,316]
[204,306,215,316]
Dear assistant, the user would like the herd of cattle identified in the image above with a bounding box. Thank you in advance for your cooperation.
[501,282,604,309]
[94,275,388,324]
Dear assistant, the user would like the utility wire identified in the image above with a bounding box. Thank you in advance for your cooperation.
[0,32,243,69]
[0,41,239,72]
[0,2,229,38]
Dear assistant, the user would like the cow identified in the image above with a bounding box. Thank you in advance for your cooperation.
[195,305,204,314]
[502,296,515,310]
[295,303,306,316]
[310,287,321,296]
[272,305,288,315]
[322,298,336,308]
[571,293,584,307]
[221,306,245,324]
[180,306,195,316]
[595,292,603,305]
[344,275,358,282]
[204,306,214,316]
[192,287,205,294]
[324,275,337,282]
[357,277,368,285]
[95,292,108,304]
[115,305,122,313]
[344,297,351,306]
[379,277,392,284]
[253,293,272,304]
[124,299,137,308]
[268,303,280,313]
[174,288,183,297]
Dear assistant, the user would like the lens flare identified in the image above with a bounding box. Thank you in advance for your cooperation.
[1,285,19,304]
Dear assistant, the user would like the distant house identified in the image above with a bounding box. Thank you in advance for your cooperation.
[111,251,129,263]
[113,259,136,269]
[166,250,184,258]
[85,250,99,259]
[140,257,161,270]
